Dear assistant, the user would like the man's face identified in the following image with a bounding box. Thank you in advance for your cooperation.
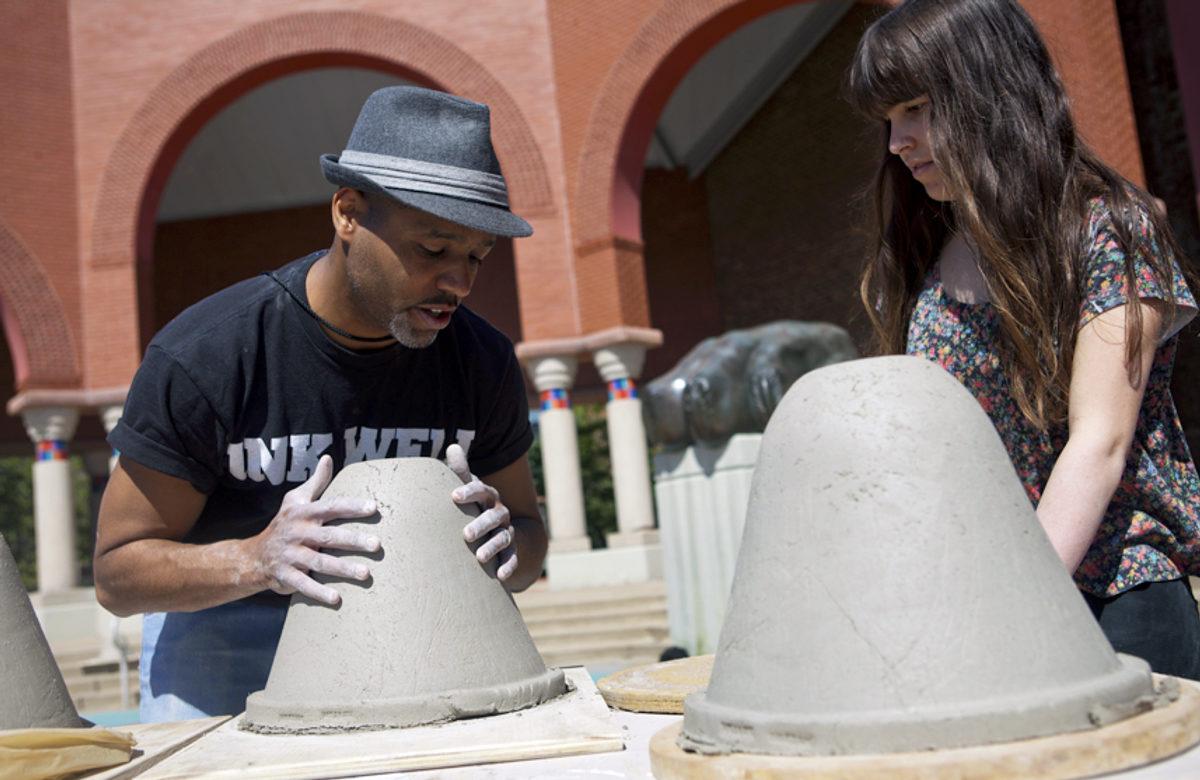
[345,198,496,348]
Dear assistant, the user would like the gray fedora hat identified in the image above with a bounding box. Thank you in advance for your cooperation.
[321,86,533,238]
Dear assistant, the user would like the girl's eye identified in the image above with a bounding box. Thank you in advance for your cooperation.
[906,100,928,115]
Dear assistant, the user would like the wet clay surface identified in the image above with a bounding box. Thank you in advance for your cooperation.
[680,356,1161,756]
[0,534,87,729]
[242,458,565,733]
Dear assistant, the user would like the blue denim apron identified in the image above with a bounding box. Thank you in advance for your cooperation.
[139,601,287,722]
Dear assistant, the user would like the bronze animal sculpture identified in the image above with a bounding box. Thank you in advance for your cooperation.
[642,321,859,449]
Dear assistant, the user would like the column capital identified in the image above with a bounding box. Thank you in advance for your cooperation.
[593,342,648,383]
[526,354,578,394]
[515,327,662,362]
[99,402,124,434]
[81,450,113,477]
[6,386,127,417]
[21,406,79,444]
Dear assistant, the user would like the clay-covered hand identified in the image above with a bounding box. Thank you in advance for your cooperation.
[249,454,381,605]
[446,443,519,581]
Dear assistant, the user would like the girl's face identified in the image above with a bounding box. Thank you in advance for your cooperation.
[885,96,952,202]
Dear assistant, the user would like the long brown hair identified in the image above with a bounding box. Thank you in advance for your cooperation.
[844,0,1190,428]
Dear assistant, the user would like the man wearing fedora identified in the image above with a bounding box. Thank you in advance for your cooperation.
[94,86,547,722]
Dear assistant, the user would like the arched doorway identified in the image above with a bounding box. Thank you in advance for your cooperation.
[148,66,524,346]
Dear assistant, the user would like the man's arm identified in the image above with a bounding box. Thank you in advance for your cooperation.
[447,446,547,592]
[94,454,382,616]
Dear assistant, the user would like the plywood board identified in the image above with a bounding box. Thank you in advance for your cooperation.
[135,667,622,779]
[649,678,1200,779]
[82,717,230,780]
[598,654,713,714]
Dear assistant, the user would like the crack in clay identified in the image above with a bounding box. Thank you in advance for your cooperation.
[721,615,772,655]
[812,576,908,707]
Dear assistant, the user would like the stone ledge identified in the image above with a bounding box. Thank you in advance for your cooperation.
[546,544,663,590]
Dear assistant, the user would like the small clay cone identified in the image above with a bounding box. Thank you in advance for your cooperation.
[0,533,87,729]
[680,355,1159,757]
[243,457,565,733]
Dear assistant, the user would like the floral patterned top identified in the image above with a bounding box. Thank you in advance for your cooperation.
[907,201,1200,597]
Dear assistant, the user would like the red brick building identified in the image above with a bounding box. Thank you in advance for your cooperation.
[2,0,1197,589]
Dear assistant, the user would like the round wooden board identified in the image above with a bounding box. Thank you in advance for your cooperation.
[649,678,1200,779]
[597,655,715,714]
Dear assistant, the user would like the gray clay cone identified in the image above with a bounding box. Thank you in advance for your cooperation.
[0,534,87,729]
[680,355,1158,757]
[243,457,564,733]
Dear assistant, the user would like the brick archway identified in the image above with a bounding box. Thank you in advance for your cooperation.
[0,219,79,390]
[568,0,1136,336]
[570,0,815,333]
[86,10,555,387]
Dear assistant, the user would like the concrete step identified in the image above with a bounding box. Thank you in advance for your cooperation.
[62,669,139,695]
[61,673,139,698]
[520,593,667,613]
[532,624,669,650]
[78,689,140,718]
[49,637,111,664]
[520,599,667,627]
[60,658,139,685]
[64,667,140,711]
[64,669,141,717]
[524,607,668,635]
[539,640,666,670]
[514,580,670,670]
[48,637,142,717]
[514,579,666,608]
[515,582,667,623]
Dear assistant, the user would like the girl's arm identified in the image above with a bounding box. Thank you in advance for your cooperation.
[1036,300,1163,573]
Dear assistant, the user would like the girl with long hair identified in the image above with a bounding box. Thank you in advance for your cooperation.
[846,0,1200,678]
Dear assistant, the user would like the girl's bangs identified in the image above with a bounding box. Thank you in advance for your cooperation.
[846,18,930,119]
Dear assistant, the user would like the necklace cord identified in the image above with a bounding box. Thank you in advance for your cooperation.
[260,270,395,343]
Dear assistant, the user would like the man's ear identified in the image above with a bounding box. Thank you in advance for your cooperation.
[331,188,365,241]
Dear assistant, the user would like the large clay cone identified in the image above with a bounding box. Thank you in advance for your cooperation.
[243,458,565,733]
[0,533,87,729]
[680,355,1159,757]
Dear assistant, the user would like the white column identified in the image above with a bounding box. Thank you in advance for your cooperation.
[92,400,133,700]
[22,406,80,593]
[593,343,657,542]
[81,406,122,547]
[528,356,590,553]
[80,450,111,534]
[99,403,123,474]
[93,402,133,698]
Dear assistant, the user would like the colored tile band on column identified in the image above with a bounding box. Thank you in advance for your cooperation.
[540,388,570,411]
[607,377,638,401]
[36,440,68,461]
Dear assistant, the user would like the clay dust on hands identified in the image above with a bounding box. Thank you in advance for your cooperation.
[446,443,519,581]
[251,453,382,605]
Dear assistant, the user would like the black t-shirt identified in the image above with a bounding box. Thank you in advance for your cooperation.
[109,251,533,551]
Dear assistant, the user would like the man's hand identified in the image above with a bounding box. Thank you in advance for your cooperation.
[446,444,519,581]
[248,455,381,605]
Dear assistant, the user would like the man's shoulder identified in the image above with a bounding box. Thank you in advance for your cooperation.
[149,253,320,355]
